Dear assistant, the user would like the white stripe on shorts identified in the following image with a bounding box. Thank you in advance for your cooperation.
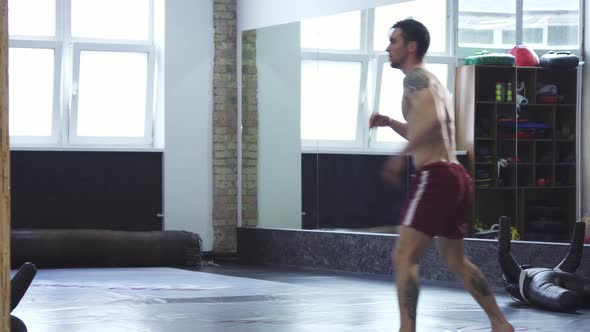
[402,170,430,226]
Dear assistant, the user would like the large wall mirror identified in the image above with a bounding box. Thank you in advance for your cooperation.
[240,0,583,244]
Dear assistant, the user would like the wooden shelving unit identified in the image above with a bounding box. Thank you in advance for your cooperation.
[455,64,580,242]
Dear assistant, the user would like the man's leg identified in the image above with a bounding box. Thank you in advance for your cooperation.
[437,237,514,332]
[393,226,433,332]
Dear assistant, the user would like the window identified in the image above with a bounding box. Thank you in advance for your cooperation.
[502,30,516,45]
[524,0,579,49]
[71,0,151,41]
[8,0,155,148]
[9,0,55,36]
[72,46,153,142]
[523,28,543,44]
[459,29,494,44]
[458,0,581,56]
[301,60,363,142]
[300,10,368,149]
[547,26,578,46]
[300,1,452,152]
[373,0,447,54]
[458,0,516,49]
[300,11,361,51]
[9,47,57,137]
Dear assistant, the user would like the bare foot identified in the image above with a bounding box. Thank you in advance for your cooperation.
[491,322,514,332]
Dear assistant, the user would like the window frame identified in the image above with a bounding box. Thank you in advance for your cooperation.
[8,0,156,149]
[69,42,156,146]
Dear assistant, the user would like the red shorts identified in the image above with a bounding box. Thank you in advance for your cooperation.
[398,162,472,239]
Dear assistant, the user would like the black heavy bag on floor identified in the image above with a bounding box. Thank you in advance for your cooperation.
[11,229,202,268]
[498,217,590,312]
[10,262,37,332]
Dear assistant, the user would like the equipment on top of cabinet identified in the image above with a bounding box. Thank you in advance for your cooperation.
[464,50,515,66]
[508,45,539,67]
[539,51,579,69]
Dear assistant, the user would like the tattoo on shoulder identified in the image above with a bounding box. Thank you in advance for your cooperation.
[404,278,419,321]
[403,67,429,92]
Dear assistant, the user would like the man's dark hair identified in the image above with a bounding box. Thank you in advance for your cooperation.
[392,18,430,59]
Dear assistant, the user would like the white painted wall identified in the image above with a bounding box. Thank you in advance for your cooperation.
[237,0,409,31]
[256,23,302,229]
[164,0,214,250]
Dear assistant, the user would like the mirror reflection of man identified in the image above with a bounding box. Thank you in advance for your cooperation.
[369,18,514,332]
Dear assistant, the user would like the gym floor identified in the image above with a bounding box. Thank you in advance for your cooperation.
[12,264,590,331]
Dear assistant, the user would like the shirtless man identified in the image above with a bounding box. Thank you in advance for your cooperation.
[369,19,514,332]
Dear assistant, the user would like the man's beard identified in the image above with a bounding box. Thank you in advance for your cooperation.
[389,55,403,68]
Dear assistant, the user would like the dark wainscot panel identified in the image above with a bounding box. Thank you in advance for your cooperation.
[11,151,163,231]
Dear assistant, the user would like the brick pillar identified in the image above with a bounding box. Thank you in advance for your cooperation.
[241,30,258,227]
[212,0,238,252]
